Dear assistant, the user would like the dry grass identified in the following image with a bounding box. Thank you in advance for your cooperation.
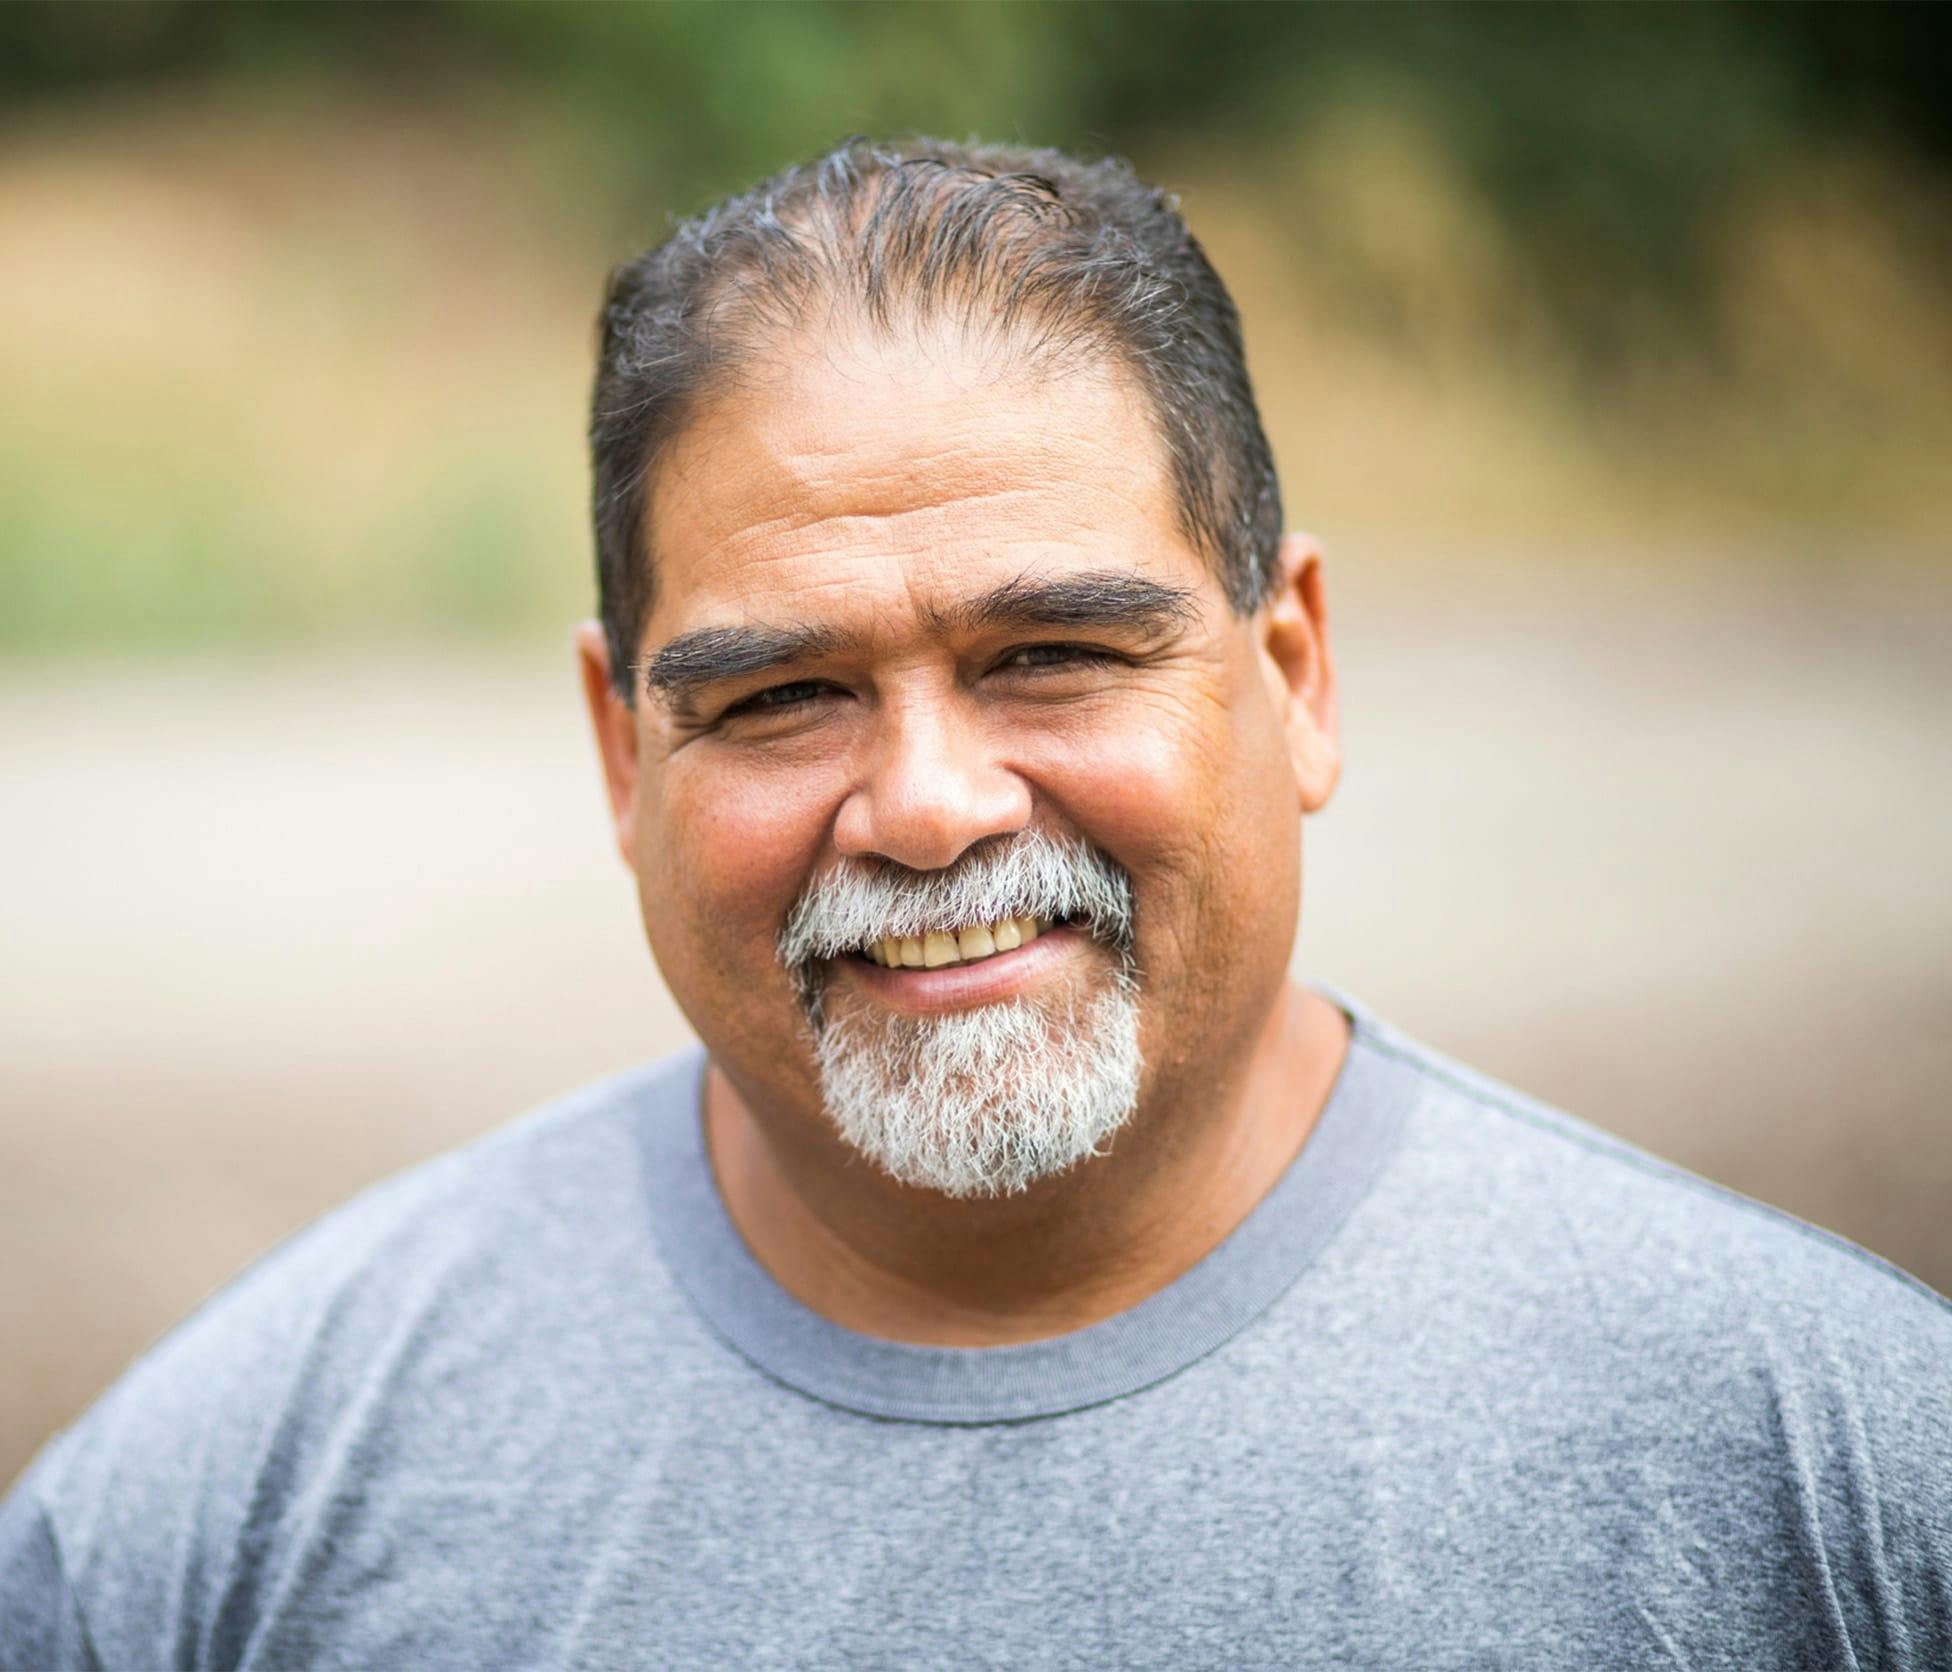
[1,91,1945,655]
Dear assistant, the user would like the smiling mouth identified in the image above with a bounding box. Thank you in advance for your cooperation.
[854,916,1058,969]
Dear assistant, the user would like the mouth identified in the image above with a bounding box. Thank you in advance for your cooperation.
[833,917,1089,1015]
[853,915,1057,970]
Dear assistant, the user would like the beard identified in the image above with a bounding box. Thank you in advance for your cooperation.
[812,976,1143,1199]
[779,831,1145,1199]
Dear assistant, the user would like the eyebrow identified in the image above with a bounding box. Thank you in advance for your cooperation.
[637,568,1199,704]
[638,623,843,701]
[929,569,1201,636]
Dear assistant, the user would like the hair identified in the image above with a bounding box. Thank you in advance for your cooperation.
[589,135,1283,698]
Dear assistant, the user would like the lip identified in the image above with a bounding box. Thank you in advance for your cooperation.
[834,923,1088,1014]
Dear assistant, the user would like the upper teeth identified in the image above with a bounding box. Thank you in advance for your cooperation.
[863,917,1051,968]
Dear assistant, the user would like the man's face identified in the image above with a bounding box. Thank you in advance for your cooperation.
[583,323,1335,1193]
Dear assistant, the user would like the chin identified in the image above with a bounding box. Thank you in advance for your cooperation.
[809,970,1144,1199]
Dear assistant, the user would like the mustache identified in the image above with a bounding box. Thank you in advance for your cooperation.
[777,829,1136,971]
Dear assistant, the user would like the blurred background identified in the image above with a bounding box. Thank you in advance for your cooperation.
[3,1,1948,1490]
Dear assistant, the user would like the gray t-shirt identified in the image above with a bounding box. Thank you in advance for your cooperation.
[4,991,1948,1669]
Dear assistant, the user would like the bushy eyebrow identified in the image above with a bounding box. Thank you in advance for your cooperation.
[637,623,844,701]
[637,568,1198,705]
[930,569,1201,636]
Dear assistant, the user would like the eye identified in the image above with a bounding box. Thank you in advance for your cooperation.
[995,643,1126,674]
[724,680,838,717]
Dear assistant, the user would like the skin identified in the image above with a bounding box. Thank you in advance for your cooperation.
[577,319,1347,1345]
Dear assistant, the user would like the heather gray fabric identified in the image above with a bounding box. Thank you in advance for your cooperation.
[4,990,1949,1670]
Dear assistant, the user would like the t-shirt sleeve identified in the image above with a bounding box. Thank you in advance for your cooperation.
[0,1468,96,1672]
[1847,1289,1952,1665]
[1769,1253,1952,1668]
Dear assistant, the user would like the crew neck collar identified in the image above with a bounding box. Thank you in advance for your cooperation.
[635,986,1420,1424]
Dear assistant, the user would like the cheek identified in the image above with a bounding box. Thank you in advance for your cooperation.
[1036,679,1298,1009]
[1047,676,1293,890]
[1047,724,1205,864]
[636,752,841,984]
[1028,705,1205,947]
[1205,676,1304,950]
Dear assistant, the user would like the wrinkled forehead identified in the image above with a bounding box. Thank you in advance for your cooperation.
[641,325,1203,634]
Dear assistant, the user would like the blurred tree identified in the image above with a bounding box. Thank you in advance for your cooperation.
[2,0,1944,382]
[2,4,1943,310]
[0,0,1944,655]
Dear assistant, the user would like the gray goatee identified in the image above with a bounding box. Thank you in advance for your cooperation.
[778,831,1143,1199]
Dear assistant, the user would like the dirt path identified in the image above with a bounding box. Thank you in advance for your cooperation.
[4,557,1948,1488]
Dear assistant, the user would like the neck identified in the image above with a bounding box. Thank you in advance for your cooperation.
[704,979,1350,1345]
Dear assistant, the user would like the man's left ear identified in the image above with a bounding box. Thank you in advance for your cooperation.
[1257,532,1341,814]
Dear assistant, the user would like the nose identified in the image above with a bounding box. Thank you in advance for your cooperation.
[832,696,1032,871]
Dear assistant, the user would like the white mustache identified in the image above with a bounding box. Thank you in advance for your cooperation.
[777,829,1136,971]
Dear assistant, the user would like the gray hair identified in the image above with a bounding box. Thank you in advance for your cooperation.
[590,135,1284,697]
[782,828,1145,1198]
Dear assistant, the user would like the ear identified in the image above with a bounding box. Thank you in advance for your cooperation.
[1257,533,1341,814]
[574,620,644,866]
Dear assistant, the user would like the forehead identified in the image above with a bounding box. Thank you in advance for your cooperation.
[642,327,1204,639]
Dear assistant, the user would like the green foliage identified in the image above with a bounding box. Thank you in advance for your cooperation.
[2,0,1942,365]
[0,1,1944,652]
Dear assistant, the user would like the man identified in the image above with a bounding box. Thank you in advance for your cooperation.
[3,137,1947,1669]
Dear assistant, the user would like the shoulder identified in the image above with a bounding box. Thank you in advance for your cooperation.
[1345,1001,1952,1482]
[7,1050,706,1650]
[61,1045,703,1409]
[1330,1001,1952,1656]
[1361,1005,1949,1330]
